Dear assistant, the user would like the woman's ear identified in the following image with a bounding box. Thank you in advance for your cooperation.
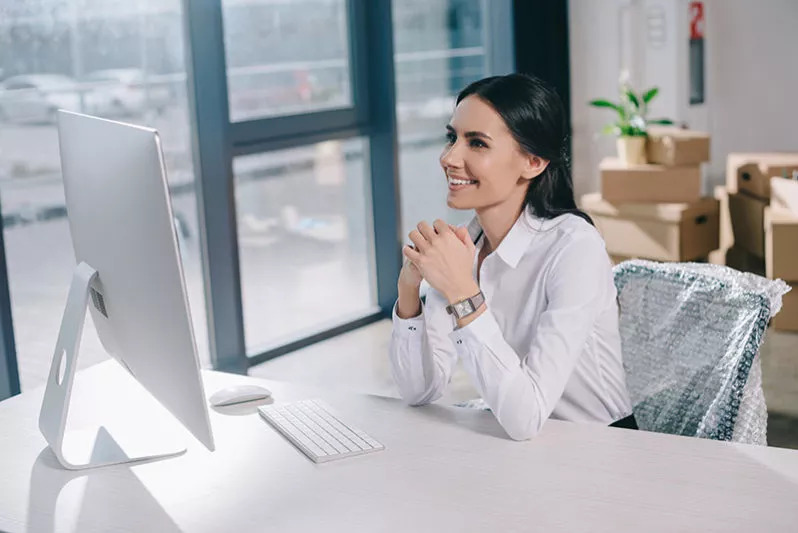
[521,155,550,180]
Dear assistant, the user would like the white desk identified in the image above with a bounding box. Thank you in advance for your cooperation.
[1,360,797,533]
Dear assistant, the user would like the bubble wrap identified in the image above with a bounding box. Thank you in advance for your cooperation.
[613,259,790,445]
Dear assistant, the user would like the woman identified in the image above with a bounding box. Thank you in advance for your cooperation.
[388,73,635,441]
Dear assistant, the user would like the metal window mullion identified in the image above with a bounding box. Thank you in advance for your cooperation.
[182,0,247,373]
[486,0,516,75]
[230,108,362,148]
[360,0,402,315]
[232,124,369,157]
[0,215,20,400]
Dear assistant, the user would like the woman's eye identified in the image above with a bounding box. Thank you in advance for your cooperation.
[470,139,487,148]
[445,133,456,144]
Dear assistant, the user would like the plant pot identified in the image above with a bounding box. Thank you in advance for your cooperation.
[616,136,647,166]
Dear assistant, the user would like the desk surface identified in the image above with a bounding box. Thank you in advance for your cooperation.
[1,360,798,533]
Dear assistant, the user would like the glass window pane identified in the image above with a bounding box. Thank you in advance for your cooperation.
[0,1,209,389]
[393,0,488,241]
[234,139,376,354]
[222,0,352,122]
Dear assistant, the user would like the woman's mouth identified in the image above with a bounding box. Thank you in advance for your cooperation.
[447,176,478,191]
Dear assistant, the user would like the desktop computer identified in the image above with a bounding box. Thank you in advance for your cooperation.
[41,110,383,469]
[39,111,215,469]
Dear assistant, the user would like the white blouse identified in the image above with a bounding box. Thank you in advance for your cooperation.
[389,209,633,441]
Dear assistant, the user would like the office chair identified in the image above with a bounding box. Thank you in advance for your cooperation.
[613,259,790,445]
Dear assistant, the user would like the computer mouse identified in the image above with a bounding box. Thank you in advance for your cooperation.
[209,385,272,407]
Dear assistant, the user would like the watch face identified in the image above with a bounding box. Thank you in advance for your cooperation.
[455,300,474,317]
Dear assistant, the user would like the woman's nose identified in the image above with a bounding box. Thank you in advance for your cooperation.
[440,142,463,169]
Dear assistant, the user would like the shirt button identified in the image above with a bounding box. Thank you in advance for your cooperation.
[456,340,463,345]
[408,326,416,331]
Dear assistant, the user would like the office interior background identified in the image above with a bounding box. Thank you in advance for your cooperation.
[0,0,796,447]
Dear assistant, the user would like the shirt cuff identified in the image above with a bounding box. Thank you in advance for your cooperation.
[448,307,503,347]
[448,309,521,372]
[392,299,424,334]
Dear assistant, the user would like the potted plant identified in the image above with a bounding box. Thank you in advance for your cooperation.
[589,74,674,165]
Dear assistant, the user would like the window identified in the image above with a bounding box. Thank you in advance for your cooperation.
[0,0,513,392]
[0,0,208,389]
[233,138,376,354]
[392,0,489,241]
[222,0,352,122]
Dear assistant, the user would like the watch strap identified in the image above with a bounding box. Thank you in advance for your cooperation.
[445,291,485,319]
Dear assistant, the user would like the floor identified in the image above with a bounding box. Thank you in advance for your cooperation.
[250,319,798,450]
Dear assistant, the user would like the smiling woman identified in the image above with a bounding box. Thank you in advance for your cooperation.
[390,74,635,441]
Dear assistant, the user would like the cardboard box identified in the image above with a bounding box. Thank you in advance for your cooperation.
[646,127,710,166]
[728,192,767,258]
[725,246,766,276]
[600,158,701,204]
[726,153,795,193]
[708,249,725,266]
[770,176,798,215]
[580,193,719,262]
[726,153,798,199]
[765,206,798,282]
[772,284,798,332]
[709,186,734,266]
[716,185,734,249]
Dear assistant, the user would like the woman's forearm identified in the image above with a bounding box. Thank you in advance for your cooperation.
[396,283,422,319]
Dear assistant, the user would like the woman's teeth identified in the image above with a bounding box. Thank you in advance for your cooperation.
[448,178,478,185]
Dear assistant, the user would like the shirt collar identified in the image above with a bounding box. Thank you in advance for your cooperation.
[466,209,539,269]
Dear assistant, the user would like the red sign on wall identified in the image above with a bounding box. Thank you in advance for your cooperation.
[690,1,705,39]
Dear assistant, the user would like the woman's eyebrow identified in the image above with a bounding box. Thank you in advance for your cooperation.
[446,124,493,140]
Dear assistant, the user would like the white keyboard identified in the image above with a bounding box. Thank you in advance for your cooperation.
[258,399,384,463]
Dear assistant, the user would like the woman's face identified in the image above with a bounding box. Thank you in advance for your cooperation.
[440,95,546,211]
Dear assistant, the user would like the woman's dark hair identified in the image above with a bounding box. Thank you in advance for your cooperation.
[456,73,594,226]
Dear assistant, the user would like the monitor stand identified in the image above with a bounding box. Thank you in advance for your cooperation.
[38,262,186,470]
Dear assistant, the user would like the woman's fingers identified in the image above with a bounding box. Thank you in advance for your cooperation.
[454,225,471,245]
[408,230,428,252]
[403,244,421,263]
[432,219,451,237]
[416,221,437,242]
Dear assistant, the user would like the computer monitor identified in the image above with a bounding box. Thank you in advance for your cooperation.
[39,110,214,470]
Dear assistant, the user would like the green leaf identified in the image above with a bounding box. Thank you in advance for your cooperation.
[588,99,622,112]
[642,87,659,103]
[625,89,640,110]
[648,118,675,125]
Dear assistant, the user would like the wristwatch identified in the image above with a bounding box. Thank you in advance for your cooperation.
[445,291,485,319]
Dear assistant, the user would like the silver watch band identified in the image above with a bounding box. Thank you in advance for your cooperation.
[445,291,485,319]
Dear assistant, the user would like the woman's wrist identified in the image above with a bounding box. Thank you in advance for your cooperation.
[396,283,422,319]
[443,280,481,305]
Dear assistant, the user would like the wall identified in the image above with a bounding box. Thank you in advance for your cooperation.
[705,0,798,186]
[569,0,798,199]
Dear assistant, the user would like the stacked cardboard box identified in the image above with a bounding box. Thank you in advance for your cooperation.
[722,153,798,276]
[771,174,798,213]
[585,128,718,263]
[582,194,719,263]
[765,202,798,332]
[601,127,709,204]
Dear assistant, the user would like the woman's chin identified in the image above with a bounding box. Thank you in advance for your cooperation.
[446,194,472,210]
